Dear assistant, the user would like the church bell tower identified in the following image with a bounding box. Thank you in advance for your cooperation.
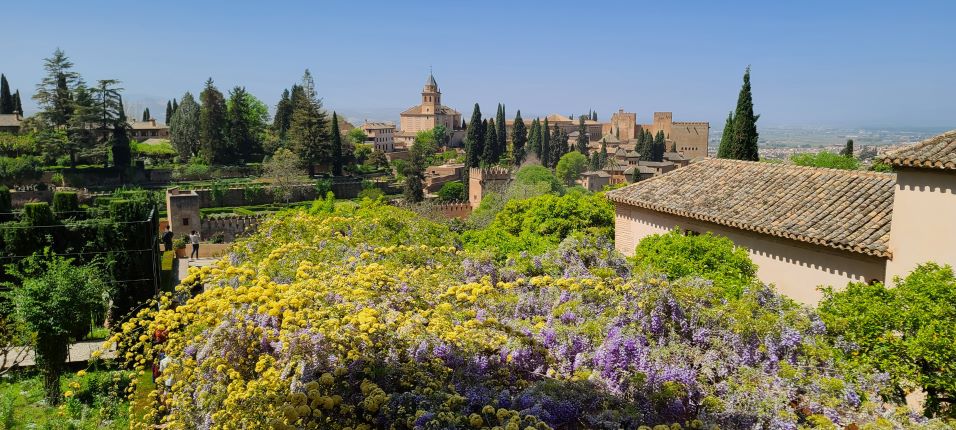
[422,72,440,115]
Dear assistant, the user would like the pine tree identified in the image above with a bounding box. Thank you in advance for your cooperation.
[841,139,854,157]
[483,119,498,165]
[199,78,230,164]
[496,104,507,162]
[464,103,483,168]
[729,66,759,161]
[66,84,98,168]
[511,110,527,166]
[0,74,13,114]
[165,100,173,125]
[330,111,343,176]
[34,49,83,127]
[288,70,329,177]
[716,111,734,158]
[576,115,588,155]
[13,91,22,114]
[227,86,255,162]
[541,118,551,168]
[461,118,466,130]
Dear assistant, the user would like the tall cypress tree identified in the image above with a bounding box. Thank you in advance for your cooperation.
[165,101,173,125]
[142,108,150,121]
[841,139,854,157]
[496,104,506,162]
[637,129,653,161]
[730,66,759,161]
[330,111,343,176]
[653,130,666,162]
[464,103,483,168]
[112,97,132,169]
[591,111,598,121]
[273,88,293,138]
[511,110,527,166]
[483,119,498,165]
[541,118,551,168]
[13,91,22,115]
[599,141,608,168]
[716,111,734,158]
[576,115,588,155]
[172,98,178,114]
[0,74,13,114]
[528,118,540,160]
[551,124,567,167]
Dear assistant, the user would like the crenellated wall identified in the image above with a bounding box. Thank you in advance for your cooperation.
[200,214,267,242]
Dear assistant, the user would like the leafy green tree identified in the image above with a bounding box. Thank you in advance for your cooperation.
[65,84,99,168]
[0,74,13,114]
[790,151,860,170]
[347,128,368,146]
[437,181,466,202]
[165,100,173,125]
[33,49,83,127]
[368,148,388,170]
[716,111,734,158]
[330,111,343,176]
[511,110,527,166]
[433,124,449,149]
[5,253,110,404]
[589,152,600,170]
[465,104,483,168]
[723,67,760,161]
[632,229,757,297]
[576,115,588,155]
[169,92,201,160]
[819,263,956,417]
[840,139,854,157]
[483,119,498,165]
[288,70,329,177]
[555,151,588,185]
[540,118,551,167]
[262,148,306,203]
[514,165,564,195]
[199,78,230,164]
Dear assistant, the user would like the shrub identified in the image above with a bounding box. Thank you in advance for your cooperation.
[819,263,956,418]
[555,151,588,185]
[209,231,225,244]
[436,181,466,202]
[631,229,757,297]
[0,156,42,183]
[515,164,564,195]
[790,151,860,170]
[52,191,80,214]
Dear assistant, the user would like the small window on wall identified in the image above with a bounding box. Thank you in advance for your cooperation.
[183,218,189,226]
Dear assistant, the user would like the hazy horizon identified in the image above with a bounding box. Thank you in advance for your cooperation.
[4,1,955,130]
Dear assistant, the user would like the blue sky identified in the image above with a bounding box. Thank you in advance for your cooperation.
[4,0,955,128]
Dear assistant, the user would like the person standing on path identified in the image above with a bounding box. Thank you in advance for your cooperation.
[162,226,174,252]
[189,230,200,259]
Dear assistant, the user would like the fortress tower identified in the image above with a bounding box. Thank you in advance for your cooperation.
[468,167,511,208]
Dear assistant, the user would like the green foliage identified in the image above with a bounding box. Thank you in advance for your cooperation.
[515,165,565,195]
[0,133,36,158]
[4,253,110,404]
[463,192,613,260]
[819,263,956,417]
[512,110,527,165]
[0,156,42,183]
[169,92,201,160]
[347,128,368,146]
[436,181,466,202]
[555,151,588,185]
[465,104,483,168]
[199,78,231,164]
[52,192,79,214]
[287,70,329,176]
[0,186,9,216]
[717,67,760,161]
[330,112,344,176]
[790,151,861,170]
[631,229,758,297]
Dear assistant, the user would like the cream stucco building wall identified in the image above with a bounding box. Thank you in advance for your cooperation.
[614,203,887,304]
[885,168,956,283]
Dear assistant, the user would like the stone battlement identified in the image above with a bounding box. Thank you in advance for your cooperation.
[672,121,710,126]
[469,166,510,179]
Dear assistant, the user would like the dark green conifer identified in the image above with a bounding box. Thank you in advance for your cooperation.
[0,74,13,114]
[511,110,527,166]
[331,111,343,176]
[541,118,551,167]
[165,101,173,125]
[483,119,498,165]
[576,115,588,155]
[729,66,760,161]
[465,103,483,168]
[716,111,734,158]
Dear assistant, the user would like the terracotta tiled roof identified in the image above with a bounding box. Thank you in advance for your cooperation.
[0,114,23,127]
[401,105,461,116]
[878,129,956,171]
[605,158,896,257]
